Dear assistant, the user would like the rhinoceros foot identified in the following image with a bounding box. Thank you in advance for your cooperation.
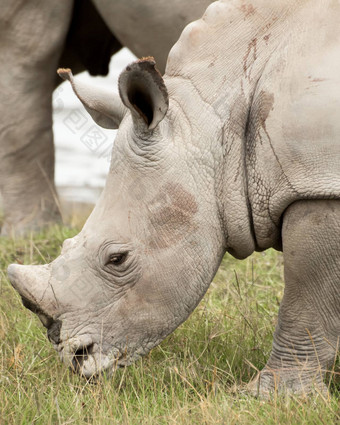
[247,367,329,399]
[1,187,62,237]
[1,209,62,237]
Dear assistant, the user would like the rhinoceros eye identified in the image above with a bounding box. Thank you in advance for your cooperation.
[107,253,128,266]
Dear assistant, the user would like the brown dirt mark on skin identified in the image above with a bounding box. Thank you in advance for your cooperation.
[257,90,274,131]
[243,38,257,79]
[240,4,256,17]
[147,182,198,249]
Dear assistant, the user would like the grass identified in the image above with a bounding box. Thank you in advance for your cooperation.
[0,224,339,424]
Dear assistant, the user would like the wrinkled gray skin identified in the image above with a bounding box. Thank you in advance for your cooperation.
[0,0,211,235]
[8,0,340,396]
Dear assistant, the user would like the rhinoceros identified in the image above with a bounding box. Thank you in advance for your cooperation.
[0,0,211,235]
[7,0,340,396]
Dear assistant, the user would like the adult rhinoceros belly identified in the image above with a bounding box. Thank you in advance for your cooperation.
[247,25,340,250]
[92,0,212,73]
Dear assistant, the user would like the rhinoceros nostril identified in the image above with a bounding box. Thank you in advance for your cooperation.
[72,343,95,372]
[47,319,62,345]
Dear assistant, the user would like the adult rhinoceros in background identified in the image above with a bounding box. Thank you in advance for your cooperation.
[0,0,211,236]
[8,0,340,396]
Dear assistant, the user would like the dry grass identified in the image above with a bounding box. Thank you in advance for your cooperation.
[0,225,339,424]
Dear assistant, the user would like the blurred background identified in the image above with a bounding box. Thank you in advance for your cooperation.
[53,47,135,209]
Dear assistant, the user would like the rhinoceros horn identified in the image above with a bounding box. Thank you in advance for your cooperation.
[7,264,58,324]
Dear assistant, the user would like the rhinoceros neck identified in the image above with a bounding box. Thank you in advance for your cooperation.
[165,0,298,104]
[164,0,305,257]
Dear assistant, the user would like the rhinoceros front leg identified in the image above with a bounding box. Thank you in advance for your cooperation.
[0,97,60,236]
[0,1,73,236]
[250,200,340,396]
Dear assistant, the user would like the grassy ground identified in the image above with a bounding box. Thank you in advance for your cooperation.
[0,225,339,424]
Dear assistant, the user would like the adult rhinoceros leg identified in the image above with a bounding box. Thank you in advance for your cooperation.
[0,1,73,236]
[251,200,340,396]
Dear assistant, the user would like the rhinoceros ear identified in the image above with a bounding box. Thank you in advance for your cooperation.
[57,68,127,129]
[118,57,169,131]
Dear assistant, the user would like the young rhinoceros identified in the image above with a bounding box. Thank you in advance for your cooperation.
[8,0,340,396]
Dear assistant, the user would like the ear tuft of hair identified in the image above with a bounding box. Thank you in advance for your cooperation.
[57,68,73,82]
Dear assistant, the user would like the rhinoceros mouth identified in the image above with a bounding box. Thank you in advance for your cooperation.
[55,337,123,378]
[72,343,95,373]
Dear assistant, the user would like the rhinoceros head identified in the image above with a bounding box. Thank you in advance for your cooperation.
[8,58,228,377]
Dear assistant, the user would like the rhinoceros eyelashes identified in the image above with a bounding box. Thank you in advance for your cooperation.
[107,252,128,266]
